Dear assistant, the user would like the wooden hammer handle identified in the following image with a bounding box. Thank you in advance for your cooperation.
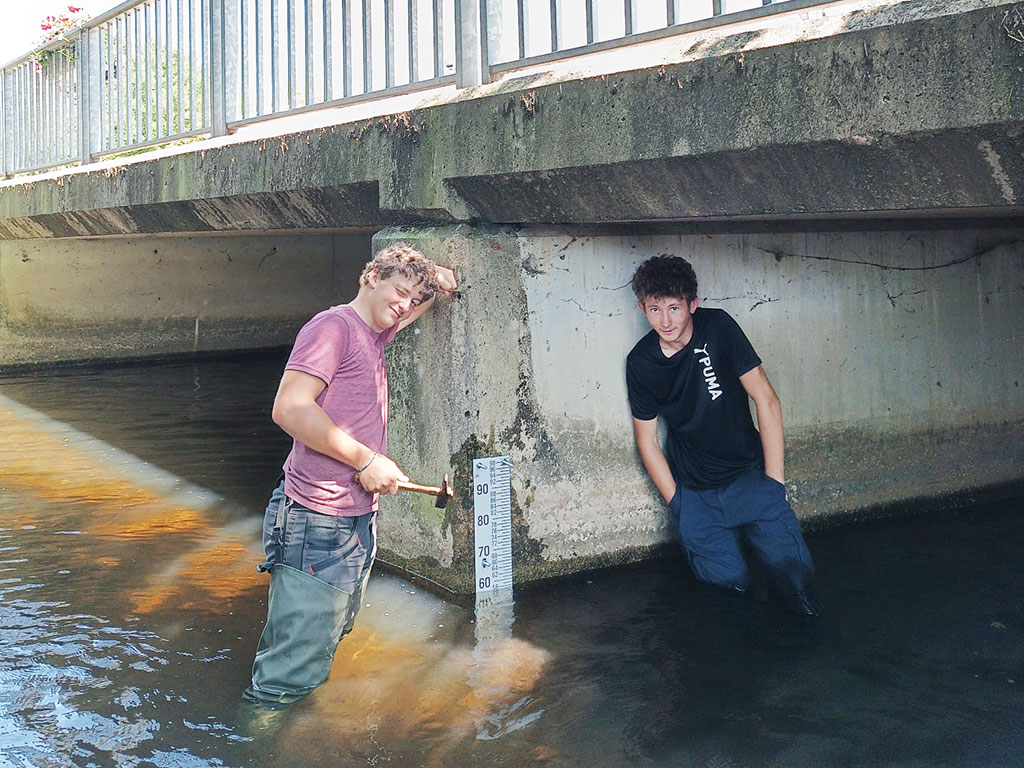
[353,475,444,496]
[397,480,442,495]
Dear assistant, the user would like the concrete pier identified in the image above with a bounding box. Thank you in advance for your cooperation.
[374,223,1024,591]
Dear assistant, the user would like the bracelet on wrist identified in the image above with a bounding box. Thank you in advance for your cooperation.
[355,452,377,474]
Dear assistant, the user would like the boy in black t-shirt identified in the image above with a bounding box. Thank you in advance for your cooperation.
[626,255,817,615]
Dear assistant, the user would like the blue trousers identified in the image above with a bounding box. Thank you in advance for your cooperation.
[671,469,815,607]
[261,480,377,597]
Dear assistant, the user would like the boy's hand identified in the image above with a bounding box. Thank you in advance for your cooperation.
[355,454,409,495]
[434,266,458,294]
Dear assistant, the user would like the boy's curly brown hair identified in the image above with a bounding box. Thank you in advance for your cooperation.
[631,255,698,304]
[360,243,440,297]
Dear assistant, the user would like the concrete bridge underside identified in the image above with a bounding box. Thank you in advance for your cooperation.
[1,0,1022,591]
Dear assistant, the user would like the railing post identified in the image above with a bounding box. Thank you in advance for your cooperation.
[211,0,240,135]
[455,0,489,88]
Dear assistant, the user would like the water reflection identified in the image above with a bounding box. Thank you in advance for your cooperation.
[0,359,1021,767]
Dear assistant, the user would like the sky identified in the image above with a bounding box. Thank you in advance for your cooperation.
[0,1,113,66]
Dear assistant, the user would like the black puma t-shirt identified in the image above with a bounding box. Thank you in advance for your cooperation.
[626,307,763,490]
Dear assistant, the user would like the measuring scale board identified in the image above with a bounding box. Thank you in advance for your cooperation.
[472,456,513,595]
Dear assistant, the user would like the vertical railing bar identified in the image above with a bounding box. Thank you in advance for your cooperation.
[363,0,373,93]
[66,51,73,160]
[408,0,418,83]
[516,0,525,60]
[133,7,141,144]
[666,0,674,26]
[38,65,45,164]
[145,3,152,139]
[96,27,102,151]
[42,56,49,163]
[177,0,185,133]
[211,0,225,134]
[204,0,213,131]
[624,0,634,36]
[156,0,164,139]
[21,67,29,168]
[301,0,309,103]
[585,0,594,44]
[12,67,20,170]
[27,65,32,166]
[305,0,314,105]
[143,3,151,141]
[59,53,66,161]
[384,0,394,88]
[114,15,124,148]
[342,0,352,96]
[12,67,19,170]
[59,50,66,160]
[34,64,42,165]
[549,0,558,51]
[31,64,38,165]
[45,60,52,162]
[84,28,100,163]
[478,0,488,75]
[52,60,57,162]
[241,0,249,116]
[61,54,68,160]
[165,0,173,137]
[26,66,33,166]
[287,0,296,108]
[323,0,333,101]
[60,54,66,160]
[187,0,195,131]
[256,0,265,114]
[20,66,28,169]
[104,24,112,149]
[431,0,442,78]
[19,66,27,169]
[122,10,129,147]
[271,0,280,112]
[45,58,53,164]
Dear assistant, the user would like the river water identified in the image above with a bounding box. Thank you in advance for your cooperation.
[0,353,1020,768]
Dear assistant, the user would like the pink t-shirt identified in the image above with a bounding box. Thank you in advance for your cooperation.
[282,304,399,516]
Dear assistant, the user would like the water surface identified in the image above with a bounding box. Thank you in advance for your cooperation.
[0,355,1020,767]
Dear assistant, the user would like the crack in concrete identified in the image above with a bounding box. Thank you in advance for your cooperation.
[884,288,927,308]
[757,239,1023,272]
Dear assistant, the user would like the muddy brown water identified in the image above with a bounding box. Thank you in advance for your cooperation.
[0,353,1021,767]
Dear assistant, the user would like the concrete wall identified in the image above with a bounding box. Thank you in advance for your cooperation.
[0,232,374,367]
[377,224,1024,591]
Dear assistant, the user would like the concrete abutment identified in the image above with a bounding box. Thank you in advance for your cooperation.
[375,223,1024,592]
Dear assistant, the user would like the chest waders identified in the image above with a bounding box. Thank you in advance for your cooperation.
[243,492,371,705]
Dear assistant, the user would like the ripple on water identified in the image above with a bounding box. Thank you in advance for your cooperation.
[0,598,197,767]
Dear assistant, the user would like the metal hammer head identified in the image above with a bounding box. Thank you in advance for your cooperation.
[435,474,454,509]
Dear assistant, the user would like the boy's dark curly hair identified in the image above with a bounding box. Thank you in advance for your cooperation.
[631,255,698,304]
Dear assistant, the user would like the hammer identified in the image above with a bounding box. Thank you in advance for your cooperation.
[355,472,454,508]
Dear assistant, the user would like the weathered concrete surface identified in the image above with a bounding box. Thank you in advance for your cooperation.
[0,232,373,367]
[376,224,1023,592]
[1,0,1022,237]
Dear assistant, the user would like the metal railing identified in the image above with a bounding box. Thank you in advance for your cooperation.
[1,0,828,178]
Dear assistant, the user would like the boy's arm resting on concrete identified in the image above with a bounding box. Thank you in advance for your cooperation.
[397,266,458,332]
[271,369,408,494]
[632,417,677,504]
[739,365,785,485]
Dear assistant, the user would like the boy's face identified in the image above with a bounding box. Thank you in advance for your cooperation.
[639,295,699,351]
[364,270,430,331]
